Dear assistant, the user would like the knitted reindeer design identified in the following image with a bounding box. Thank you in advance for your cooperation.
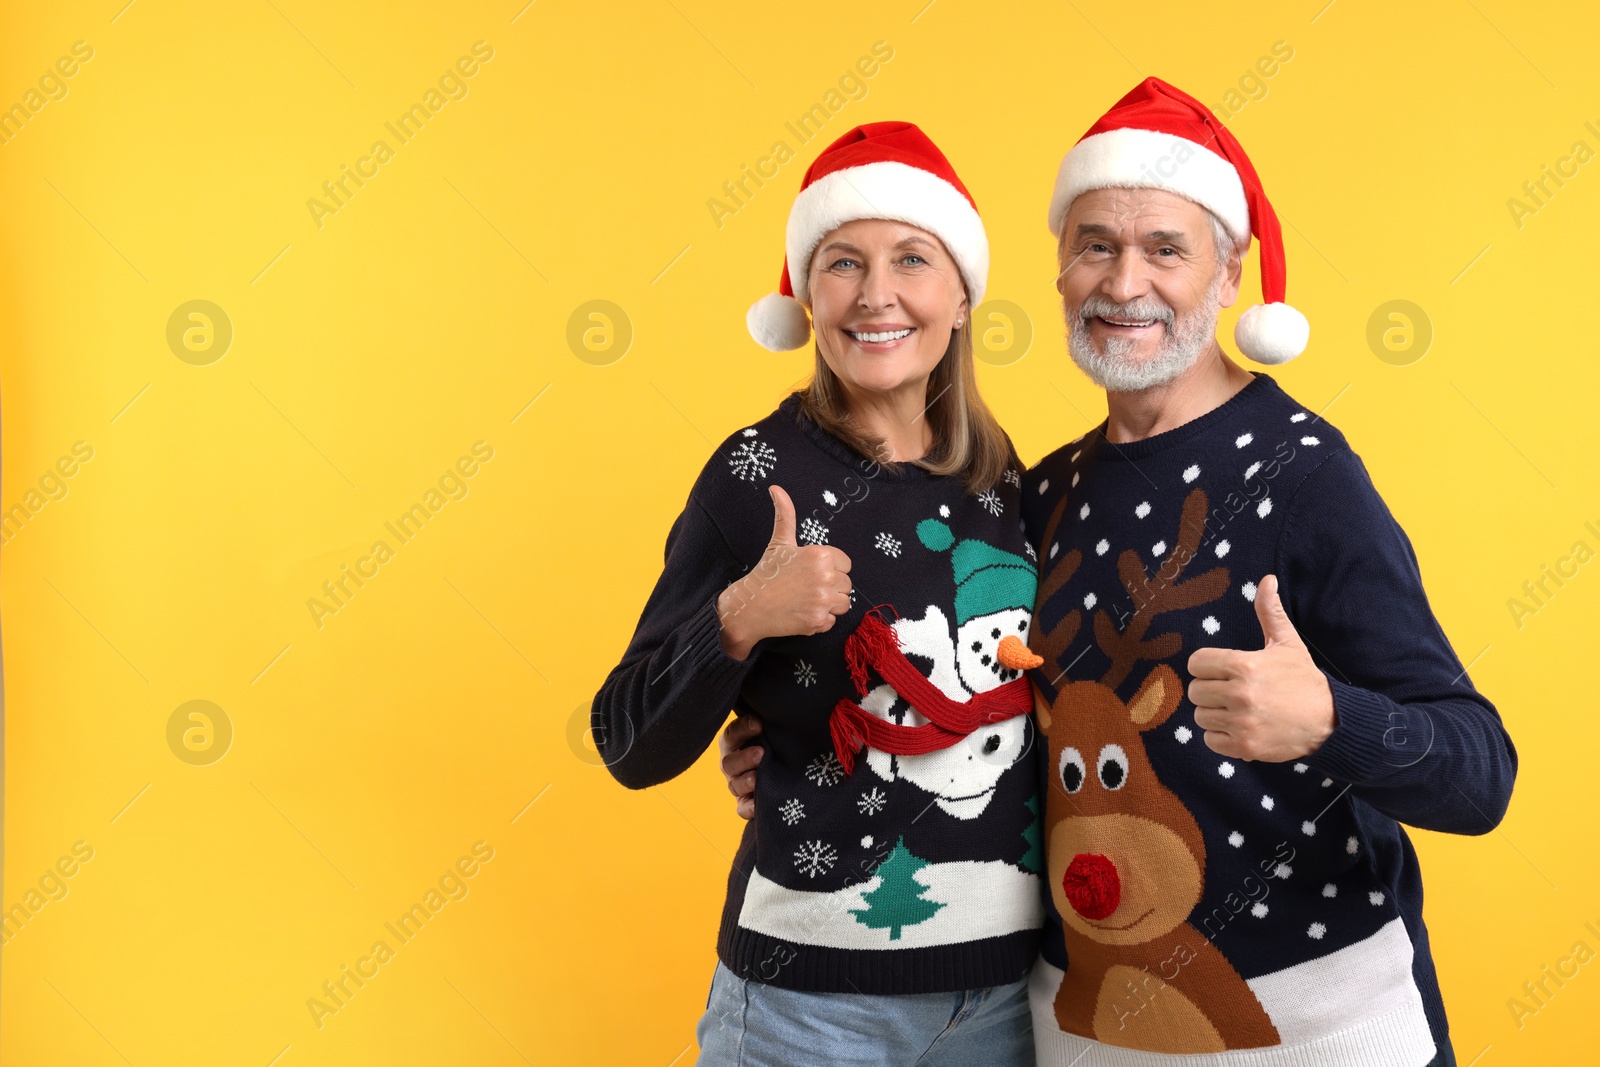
[1030,486,1280,1053]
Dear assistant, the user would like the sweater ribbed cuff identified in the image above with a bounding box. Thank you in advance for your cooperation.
[1305,676,1405,785]
[679,593,757,685]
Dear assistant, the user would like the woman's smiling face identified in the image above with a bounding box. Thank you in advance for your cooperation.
[806,218,969,398]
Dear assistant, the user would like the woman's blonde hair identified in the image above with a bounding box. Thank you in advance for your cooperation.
[796,321,1013,494]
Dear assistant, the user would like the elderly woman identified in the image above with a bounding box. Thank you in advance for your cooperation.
[592,122,1043,1065]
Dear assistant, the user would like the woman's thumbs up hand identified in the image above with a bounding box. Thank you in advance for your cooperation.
[717,485,853,660]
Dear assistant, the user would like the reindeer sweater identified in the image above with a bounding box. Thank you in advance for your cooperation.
[1020,372,1516,1067]
[592,392,1047,994]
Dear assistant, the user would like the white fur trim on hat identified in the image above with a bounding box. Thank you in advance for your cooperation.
[785,161,988,308]
[747,292,812,352]
[1235,302,1309,365]
[1048,128,1250,240]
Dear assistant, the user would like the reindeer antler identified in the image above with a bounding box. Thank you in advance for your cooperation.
[1030,494,1084,679]
[1095,487,1229,689]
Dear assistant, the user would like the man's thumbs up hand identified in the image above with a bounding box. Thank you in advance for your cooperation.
[1186,574,1336,763]
[716,485,854,661]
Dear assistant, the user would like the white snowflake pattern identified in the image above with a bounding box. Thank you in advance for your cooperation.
[978,489,1003,516]
[727,439,777,482]
[799,517,829,545]
[857,787,887,815]
[794,659,818,687]
[793,839,838,879]
[804,752,846,787]
[875,532,902,558]
[1003,468,1021,487]
[779,798,806,825]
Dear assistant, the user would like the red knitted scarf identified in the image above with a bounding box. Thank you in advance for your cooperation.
[828,610,1032,775]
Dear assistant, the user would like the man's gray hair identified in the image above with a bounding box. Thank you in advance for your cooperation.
[1207,209,1247,271]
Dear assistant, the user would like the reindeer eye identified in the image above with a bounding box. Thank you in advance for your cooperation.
[1058,747,1086,793]
[1098,744,1129,790]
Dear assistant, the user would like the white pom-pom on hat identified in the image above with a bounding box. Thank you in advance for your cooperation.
[1235,302,1309,365]
[747,293,812,352]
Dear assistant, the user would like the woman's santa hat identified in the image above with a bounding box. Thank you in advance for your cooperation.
[747,121,988,352]
[1047,77,1309,365]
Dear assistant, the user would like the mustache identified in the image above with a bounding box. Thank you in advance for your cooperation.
[1077,293,1176,327]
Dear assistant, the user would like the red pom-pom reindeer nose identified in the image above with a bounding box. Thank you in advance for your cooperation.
[1062,853,1121,920]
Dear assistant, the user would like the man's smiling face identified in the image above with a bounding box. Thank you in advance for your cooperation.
[1056,187,1243,392]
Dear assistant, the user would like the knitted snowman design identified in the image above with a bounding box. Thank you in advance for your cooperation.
[847,516,1043,820]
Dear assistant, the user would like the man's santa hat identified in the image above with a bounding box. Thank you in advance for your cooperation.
[747,121,988,352]
[1047,77,1309,365]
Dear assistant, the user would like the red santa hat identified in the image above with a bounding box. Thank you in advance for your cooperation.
[747,121,988,352]
[1047,77,1309,365]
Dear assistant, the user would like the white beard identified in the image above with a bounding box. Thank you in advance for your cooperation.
[1066,268,1224,392]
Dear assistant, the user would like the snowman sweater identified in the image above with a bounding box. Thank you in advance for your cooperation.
[592,392,1047,994]
[1020,372,1516,1066]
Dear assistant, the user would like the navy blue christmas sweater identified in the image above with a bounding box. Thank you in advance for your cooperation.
[1020,372,1516,1066]
[592,392,1047,994]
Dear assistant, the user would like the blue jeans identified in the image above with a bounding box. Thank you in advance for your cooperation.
[694,960,1034,1067]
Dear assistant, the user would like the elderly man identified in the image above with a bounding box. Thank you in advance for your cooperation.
[722,77,1514,1067]
[1020,77,1512,1067]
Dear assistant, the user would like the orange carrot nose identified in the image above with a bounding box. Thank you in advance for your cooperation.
[996,634,1044,670]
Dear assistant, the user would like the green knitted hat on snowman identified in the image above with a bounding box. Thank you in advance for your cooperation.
[916,517,1037,627]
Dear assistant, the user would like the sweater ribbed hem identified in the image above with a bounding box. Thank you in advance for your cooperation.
[717,921,1041,995]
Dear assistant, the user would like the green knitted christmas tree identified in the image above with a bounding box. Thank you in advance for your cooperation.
[851,836,945,940]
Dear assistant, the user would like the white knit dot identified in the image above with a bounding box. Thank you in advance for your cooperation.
[1244,461,1262,480]
[1050,542,1059,559]
[1256,497,1273,519]
[1301,820,1317,836]
[1071,472,1080,487]
[1071,450,1081,462]
[1202,616,1220,635]
[1322,778,1334,788]
[1369,891,1386,906]
[1218,762,1235,778]
[1293,763,1308,773]
[1228,831,1244,847]
[1183,464,1201,482]
[1301,436,1321,446]
[1135,501,1151,518]
[1346,836,1359,855]
[1273,862,1293,879]
[861,835,873,847]
[1083,592,1097,609]
[1175,726,1193,743]
[1290,412,1308,423]
[1153,540,1167,556]
[1251,902,1269,918]
[1215,539,1231,558]
[1080,503,1090,519]
[1242,581,1258,602]
[1038,479,1049,494]
[1095,538,1109,555]
[1308,922,1327,939]
[1322,883,1337,898]
[1261,794,1275,811]
[1236,432,1254,448]
[939,505,950,518]
[823,490,838,506]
